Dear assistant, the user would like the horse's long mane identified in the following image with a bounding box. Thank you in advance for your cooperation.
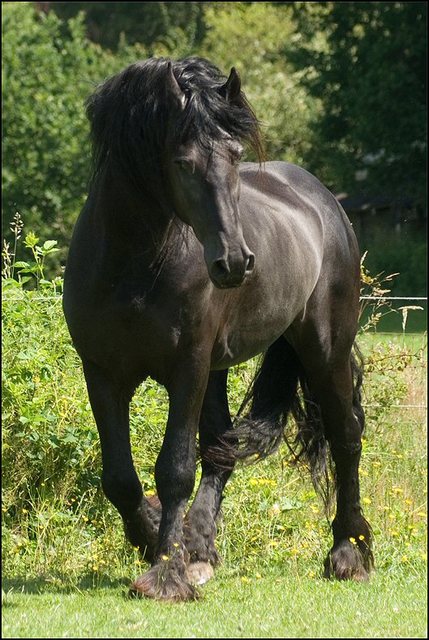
[86,57,263,196]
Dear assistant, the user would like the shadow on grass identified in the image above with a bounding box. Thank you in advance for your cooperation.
[2,571,133,596]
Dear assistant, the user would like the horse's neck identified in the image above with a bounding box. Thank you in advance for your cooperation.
[93,167,175,262]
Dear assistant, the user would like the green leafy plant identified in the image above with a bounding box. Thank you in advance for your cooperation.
[2,213,62,294]
[1,2,142,269]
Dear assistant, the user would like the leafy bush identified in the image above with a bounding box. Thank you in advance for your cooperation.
[199,2,320,166]
[1,3,139,263]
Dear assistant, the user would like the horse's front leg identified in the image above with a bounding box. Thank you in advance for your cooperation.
[82,360,161,562]
[131,354,210,601]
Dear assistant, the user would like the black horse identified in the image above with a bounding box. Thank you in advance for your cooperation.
[63,56,373,601]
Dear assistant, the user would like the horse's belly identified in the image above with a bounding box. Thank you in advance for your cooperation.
[211,329,283,369]
[211,288,305,369]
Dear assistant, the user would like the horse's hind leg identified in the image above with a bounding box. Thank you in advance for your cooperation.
[82,360,160,561]
[289,327,373,581]
[313,355,372,580]
[184,369,235,585]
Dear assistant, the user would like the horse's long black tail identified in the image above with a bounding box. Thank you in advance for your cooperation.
[230,337,302,461]
[224,336,364,513]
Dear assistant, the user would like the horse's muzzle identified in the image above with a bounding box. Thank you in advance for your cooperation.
[209,251,255,289]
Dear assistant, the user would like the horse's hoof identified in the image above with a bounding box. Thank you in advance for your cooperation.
[186,561,214,586]
[323,540,372,581]
[129,565,199,601]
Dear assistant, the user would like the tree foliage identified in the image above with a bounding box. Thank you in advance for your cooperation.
[199,2,320,165]
[49,1,207,52]
[3,4,95,246]
[2,1,426,266]
[288,2,427,204]
[2,3,136,251]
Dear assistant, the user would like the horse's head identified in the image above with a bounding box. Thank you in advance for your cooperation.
[169,130,255,289]
[165,60,260,289]
[86,57,262,288]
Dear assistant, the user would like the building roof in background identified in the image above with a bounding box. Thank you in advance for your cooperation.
[337,193,414,213]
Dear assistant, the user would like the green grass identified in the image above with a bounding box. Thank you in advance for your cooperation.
[360,302,427,333]
[2,568,427,638]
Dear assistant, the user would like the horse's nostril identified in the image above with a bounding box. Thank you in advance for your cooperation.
[212,258,230,279]
[246,253,255,274]
[210,252,253,287]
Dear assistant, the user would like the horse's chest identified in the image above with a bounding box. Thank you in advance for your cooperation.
[67,287,182,382]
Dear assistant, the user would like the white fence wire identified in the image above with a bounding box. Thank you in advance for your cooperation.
[360,296,427,301]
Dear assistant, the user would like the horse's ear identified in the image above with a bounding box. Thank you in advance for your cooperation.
[219,67,241,103]
[166,61,186,110]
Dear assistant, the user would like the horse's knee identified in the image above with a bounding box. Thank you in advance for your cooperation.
[155,455,195,506]
[102,469,142,515]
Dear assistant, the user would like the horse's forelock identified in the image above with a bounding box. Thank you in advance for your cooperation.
[173,58,263,159]
[87,57,263,184]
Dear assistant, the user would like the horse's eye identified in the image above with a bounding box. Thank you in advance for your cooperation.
[174,159,193,174]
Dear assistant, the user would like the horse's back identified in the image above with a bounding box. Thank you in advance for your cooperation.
[241,161,353,231]
[239,160,359,270]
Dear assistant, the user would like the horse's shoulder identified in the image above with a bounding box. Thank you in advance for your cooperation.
[240,161,344,219]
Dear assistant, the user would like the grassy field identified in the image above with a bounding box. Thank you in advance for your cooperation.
[2,287,427,638]
[2,568,426,638]
[360,301,427,333]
